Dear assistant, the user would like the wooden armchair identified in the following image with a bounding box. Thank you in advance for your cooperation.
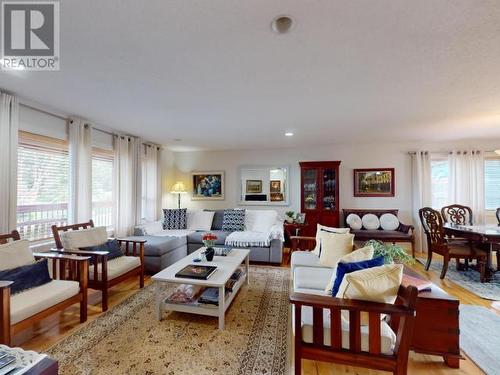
[418,207,487,280]
[290,285,418,375]
[0,230,88,345]
[441,204,473,226]
[51,220,146,311]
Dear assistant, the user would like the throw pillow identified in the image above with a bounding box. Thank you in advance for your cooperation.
[163,208,187,230]
[187,211,215,231]
[336,263,404,325]
[331,256,385,296]
[311,224,350,256]
[252,210,278,233]
[222,209,246,232]
[81,239,124,262]
[346,214,362,230]
[60,226,108,249]
[0,240,35,271]
[380,213,400,231]
[361,213,380,230]
[318,231,355,268]
[324,245,375,294]
[0,259,51,295]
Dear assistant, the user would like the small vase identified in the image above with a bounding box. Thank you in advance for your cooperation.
[205,247,215,261]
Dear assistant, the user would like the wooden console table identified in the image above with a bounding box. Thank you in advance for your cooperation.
[393,267,461,368]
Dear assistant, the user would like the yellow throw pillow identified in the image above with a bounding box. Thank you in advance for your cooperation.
[311,224,351,256]
[318,231,354,268]
[324,245,375,294]
[336,264,403,325]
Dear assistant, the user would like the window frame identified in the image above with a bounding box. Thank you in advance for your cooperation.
[91,146,115,229]
[484,152,500,212]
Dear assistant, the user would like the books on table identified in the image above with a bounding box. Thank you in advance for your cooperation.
[175,265,217,280]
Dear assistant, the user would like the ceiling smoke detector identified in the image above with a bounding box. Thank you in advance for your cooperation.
[271,15,294,34]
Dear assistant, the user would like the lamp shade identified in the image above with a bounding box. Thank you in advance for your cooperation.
[171,181,187,194]
[495,150,500,155]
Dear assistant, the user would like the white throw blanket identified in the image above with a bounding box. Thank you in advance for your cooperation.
[225,224,284,247]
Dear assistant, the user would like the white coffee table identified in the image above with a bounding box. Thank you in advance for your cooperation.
[152,247,250,330]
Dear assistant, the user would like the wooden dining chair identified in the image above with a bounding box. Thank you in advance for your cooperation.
[419,207,488,281]
[441,204,473,226]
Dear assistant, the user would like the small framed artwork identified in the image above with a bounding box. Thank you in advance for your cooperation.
[270,180,281,193]
[246,179,262,193]
[192,171,225,200]
[270,192,284,201]
[353,168,395,197]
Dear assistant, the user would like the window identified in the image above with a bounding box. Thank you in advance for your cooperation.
[17,131,70,241]
[92,148,114,227]
[431,159,449,208]
[485,158,500,210]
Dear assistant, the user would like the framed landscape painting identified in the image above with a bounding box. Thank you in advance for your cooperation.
[192,171,225,200]
[246,179,262,193]
[353,168,395,197]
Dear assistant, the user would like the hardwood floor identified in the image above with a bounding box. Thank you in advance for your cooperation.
[13,251,498,374]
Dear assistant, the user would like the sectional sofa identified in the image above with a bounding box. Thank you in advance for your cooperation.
[133,209,284,273]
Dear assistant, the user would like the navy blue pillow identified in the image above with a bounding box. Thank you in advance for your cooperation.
[81,239,123,262]
[0,259,51,295]
[331,256,385,297]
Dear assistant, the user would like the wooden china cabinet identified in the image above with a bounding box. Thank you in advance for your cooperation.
[299,161,341,236]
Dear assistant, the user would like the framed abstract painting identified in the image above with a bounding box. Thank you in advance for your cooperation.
[192,171,225,200]
[353,168,395,197]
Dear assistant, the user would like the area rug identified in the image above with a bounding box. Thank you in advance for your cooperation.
[421,259,500,300]
[460,305,500,375]
[47,266,290,375]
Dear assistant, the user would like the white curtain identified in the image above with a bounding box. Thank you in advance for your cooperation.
[0,93,19,233]
[69,118,92,223]
[141,144,159,222]
[411,151,432,253]
[448,150,485,224]
[113,135,138,236]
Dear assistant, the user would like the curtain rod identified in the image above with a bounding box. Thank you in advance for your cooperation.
[408,150,495,155]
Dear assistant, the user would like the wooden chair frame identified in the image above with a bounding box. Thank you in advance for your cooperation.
[0,230,89,346]
[290,285,418,375]
[51,220,145,311]
[419,207,487,281]
[440,204,473,226]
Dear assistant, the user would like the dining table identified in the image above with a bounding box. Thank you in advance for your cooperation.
[444,223,500,281]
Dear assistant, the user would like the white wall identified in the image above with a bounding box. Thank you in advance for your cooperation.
[165,139,500,228]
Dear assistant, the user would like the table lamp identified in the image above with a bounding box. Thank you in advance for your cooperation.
[171,181,187,209]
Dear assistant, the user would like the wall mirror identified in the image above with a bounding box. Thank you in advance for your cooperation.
[239,166,289,206]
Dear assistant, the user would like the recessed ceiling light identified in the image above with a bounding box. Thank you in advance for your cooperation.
[285,132,294,137]
[271,15,294,34]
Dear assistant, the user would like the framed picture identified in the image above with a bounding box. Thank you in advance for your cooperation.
[270,192,284,201]
[270,180,281,193]
[353,168,395,197]
[192,171,225,200]
[246,179,262,193]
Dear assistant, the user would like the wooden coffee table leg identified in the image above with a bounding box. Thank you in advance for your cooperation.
[218,285,225,330]
[246,255,250,285]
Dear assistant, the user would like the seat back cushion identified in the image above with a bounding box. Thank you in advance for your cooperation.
[324,245,375,294]
[60,226,108,250]
[187,210,215,231]
[0,259,51,294]
[222,209,246,232]
[209,210,225,230]
[312,224,351,256]
[81,239,124,262]
[163,208,187,230]
[318,231,355,267]
[0,239,35,271]
[246,210,278,232]
[380,213,400,231]
[336,264,404,325]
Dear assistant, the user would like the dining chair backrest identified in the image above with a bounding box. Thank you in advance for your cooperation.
[419,207,446,248]
[496,208,500,226]
[441,204,473,226]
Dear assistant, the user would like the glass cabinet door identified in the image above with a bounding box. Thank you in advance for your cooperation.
[303,169,317,210]
[322,168,336,210]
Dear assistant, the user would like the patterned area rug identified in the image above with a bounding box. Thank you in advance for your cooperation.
[421,258,500,300]
[47,266,290,375]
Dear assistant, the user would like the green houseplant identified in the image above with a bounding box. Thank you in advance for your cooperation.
[285,211,295,223]
[364,239,415,265]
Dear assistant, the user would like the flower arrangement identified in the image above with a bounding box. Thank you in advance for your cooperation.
[285,211,295,223]
[364,239,415,265]
[202,232,218,249]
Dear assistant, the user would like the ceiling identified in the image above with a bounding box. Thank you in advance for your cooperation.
[1,0,500,151]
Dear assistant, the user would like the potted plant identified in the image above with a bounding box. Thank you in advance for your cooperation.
[285,211,295,223]
[202,232,218,261]
[364,239,415,265]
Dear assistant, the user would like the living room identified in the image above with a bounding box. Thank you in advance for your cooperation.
[0,1,500,375]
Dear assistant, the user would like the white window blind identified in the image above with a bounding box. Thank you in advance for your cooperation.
[17,131,70,241]
[92,148,114,227]
[430,159,449,209]
[485,159,500,210]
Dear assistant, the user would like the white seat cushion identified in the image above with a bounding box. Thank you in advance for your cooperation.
[89,256,141,281]
[151,229,196,238]
[60,226,108,249]
[294,266,334,291]
[0,240,34,271]
[292,305,396,355]
[291,251,323,271]
[10,280,80,324]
